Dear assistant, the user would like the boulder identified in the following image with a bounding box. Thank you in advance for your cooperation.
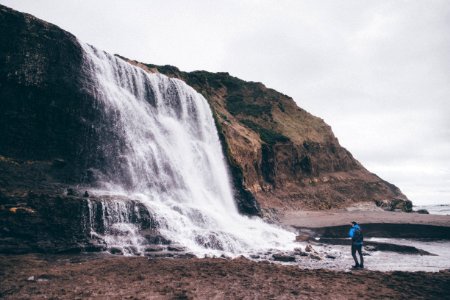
[293,247,308,256]
[375,199,413,212]
[309,254,322,260]
[167,245,186,252]
[305,244,314,252]
[295,234,312,242]
[109,247,124,255]
[145,245,165,252]
[272,254,296,262]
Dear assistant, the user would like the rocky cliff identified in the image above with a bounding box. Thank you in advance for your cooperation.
[0,5,410,252]
[121,62,410,215]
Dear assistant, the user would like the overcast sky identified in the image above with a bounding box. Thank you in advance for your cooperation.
[2,0,449,205]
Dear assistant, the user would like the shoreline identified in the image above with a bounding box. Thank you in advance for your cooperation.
[280,208,450,229]
[1,254,449,299]
[302,223,450,239]
[281,208,450,273]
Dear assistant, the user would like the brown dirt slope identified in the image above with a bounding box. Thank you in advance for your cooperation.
[1,254,449,299]
[121,59,410,216]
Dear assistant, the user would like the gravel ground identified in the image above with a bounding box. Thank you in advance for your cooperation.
[1,254,449,299]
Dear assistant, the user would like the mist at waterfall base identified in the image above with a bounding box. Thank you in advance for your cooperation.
[79,42,297,257]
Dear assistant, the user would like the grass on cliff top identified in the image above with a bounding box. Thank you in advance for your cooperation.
[204,74,274,118]
[226,95,272,117]
[240,119,290,145]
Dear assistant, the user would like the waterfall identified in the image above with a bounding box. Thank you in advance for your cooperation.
[80,42,296,256]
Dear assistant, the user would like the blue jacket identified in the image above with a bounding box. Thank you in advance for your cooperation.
[349,224,363,245]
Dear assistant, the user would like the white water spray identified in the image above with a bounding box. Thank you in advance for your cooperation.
[80,43,296,256]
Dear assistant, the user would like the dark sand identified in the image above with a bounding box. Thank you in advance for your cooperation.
[281,209,450,228]
[1,254,450,299]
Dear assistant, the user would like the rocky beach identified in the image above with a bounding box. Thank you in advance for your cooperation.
[2,208,450,299]
[2,254,450,299]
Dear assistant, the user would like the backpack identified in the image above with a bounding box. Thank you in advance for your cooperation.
[352,228,363,243]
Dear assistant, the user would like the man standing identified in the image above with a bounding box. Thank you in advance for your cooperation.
[349,221,364,269]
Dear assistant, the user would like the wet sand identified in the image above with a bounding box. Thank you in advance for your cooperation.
[1,254,449,299]
[281,209,450,228]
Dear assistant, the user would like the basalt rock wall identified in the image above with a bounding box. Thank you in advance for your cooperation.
[0,191,159,254]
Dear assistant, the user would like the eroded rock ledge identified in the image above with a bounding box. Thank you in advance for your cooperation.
[0,191,163,254]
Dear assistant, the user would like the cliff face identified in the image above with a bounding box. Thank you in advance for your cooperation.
[0,4,409,221]
[122,63,409,215]
[0,5,112,187]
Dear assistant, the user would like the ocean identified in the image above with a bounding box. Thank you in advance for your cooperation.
[414,204,450,215]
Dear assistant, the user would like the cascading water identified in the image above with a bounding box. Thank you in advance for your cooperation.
[80,42,296,256]
[85,198,148,254]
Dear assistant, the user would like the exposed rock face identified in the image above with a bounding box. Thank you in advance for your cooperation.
[0,1,409,254]
[0,5,106,186]
[0,191,158,254]
[375,198,413,212]
[122,63,409,215]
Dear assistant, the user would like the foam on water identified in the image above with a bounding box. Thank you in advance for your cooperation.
[80,43,296,256]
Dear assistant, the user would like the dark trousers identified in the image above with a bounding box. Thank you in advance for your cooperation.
[351,244,364,267]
